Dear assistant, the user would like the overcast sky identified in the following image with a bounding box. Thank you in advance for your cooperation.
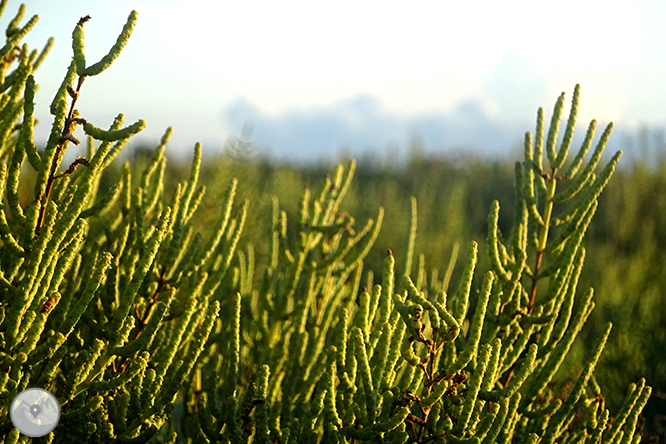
[16,0,666,162]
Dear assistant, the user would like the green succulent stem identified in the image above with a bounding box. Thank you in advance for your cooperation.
[528,174,557,312]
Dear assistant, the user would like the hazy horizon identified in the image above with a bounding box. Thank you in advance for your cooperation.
[13,0,666,164]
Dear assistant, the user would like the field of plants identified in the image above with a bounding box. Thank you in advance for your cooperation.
[126,133,666,439]
[0,4,663,443]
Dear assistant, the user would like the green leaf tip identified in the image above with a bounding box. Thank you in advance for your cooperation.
[84,119,146,141]
[82,10,138,77]
[71,18,87,75]
[546,91,566,166]
[553,84,581,169]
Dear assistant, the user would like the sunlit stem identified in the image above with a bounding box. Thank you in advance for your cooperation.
[58,351,116,406]
[529,170,557,312]
[538,171,557,251]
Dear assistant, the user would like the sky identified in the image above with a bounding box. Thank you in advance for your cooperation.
[14,0,666,163]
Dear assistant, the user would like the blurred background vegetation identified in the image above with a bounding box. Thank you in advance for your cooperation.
[53,128,665,440]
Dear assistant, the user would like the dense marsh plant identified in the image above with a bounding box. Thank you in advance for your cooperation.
[0,5,651,444]
[0,6,244,443]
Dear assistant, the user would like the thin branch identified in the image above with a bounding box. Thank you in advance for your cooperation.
[34,74,87,238]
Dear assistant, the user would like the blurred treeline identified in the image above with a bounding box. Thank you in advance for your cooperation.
[89,133,665,436]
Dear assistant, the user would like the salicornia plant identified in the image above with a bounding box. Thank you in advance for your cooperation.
[0,7,243,443]
[180,85,650,443]
[0,5,651,443]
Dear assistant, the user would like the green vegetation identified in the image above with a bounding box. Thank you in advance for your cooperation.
[0,4,661,443]
[172,137,666,436]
